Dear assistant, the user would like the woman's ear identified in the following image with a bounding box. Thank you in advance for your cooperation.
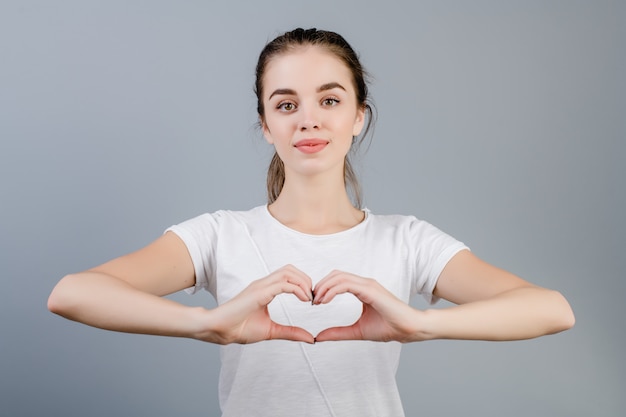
[261,117,274,144]
[352,106,366,137]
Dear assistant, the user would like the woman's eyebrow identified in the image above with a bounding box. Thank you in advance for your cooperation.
[268,88,296,100]
[268,82,346,101]
[317,82,346,93]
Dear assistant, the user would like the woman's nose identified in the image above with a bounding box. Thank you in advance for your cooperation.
[297,104,320,131]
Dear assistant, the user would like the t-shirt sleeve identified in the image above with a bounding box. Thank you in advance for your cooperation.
[165,212,220,296]
[406,217,469,304]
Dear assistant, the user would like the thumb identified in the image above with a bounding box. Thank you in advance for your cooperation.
[315,324,363,342]
[269,323,315,344]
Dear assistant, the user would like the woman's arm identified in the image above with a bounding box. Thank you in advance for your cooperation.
[422,249,575,341]
[314,250,574,342]
[48,232,315,344]
[47,231,207,338]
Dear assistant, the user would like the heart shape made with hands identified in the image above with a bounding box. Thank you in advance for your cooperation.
[268,292,364,339]
[231,266,410,343]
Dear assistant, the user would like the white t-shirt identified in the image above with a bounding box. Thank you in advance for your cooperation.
[168,205,467,417]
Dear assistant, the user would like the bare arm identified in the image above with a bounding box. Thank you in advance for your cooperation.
[421,249,575,341]
[47,232,206,338]
[314,250,574,343]
[48,232,315,344]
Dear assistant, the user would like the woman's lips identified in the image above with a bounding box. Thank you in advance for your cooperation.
[294,139,329,154]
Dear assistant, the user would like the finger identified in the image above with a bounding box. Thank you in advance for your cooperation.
[314,269,343,288]
[251,266,312,304]
[313,270,354,303]
[315,324,363,342]
[269,322,315,344]
[251,281,309,307]
[274,281,312,303]
[240,283,308,311]
[271,265,313,301]
[316,278,372,305]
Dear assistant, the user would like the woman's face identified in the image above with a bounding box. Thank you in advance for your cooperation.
[261,46,365,179]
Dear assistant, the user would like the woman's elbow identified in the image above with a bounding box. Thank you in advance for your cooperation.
[549,289,575,333]
[47,274,80,317]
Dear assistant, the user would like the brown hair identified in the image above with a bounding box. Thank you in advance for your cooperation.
[254,28,374,208]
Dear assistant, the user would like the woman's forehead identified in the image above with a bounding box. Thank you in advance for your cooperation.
[263,46,354,95]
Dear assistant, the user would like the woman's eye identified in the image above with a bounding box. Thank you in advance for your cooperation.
[322,98,339,106]
[277,102,296,112]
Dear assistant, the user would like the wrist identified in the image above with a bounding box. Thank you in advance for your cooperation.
[409,308,439,342]
[187,306,221,343]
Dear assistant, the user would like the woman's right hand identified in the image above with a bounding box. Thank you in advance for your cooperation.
[198,265,315,345]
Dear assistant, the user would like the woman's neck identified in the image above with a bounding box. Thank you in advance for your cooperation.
[268,174,364,235]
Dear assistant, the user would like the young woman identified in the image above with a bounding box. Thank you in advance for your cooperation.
[48,28,575,416]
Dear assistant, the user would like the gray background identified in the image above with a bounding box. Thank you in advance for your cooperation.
[1,1,624,416]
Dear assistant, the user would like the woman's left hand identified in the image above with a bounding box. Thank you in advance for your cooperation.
[313,271,425,343]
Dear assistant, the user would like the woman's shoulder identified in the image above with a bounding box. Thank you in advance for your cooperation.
[172,205,268,229]
[366,210,459,241]
[366,210,423,228]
